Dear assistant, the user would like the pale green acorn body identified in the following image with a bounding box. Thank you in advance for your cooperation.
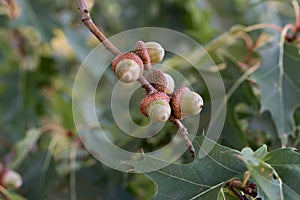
[145,42,165,64]
[112,52,143,83]
[180,91,204,118]
[171,86,204,119]
[147,99,171,122]
[115,59,141,83]
[140,92,171,122]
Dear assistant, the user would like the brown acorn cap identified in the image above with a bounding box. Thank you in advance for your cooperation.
[112,52,143,74]
[170,86,190,119]
[140,92,170,117]
[146,69,175,94]
[146,69,167,93]
[135,41,152,70]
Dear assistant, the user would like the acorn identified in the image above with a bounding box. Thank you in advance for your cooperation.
[171,86,204,119]
[0,169,23,189]
[112,52,143,83]
[145,42,165,64]
[140,92,171,122]
[146,69,175,94]
[135,41,152,70]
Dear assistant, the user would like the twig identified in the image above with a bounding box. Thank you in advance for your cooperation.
[0,185,10,200]
[238,33,255,65]
[243,23,283,33]
[77,0,194,158]
[77,0,122,56]
[77,0,157,95]
[41,124,67,135]
[169,116,195,158]
[138,75,157,94]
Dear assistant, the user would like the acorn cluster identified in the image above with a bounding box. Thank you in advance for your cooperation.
[111,41,204,122]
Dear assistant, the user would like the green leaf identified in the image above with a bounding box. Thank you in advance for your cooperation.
[240,146,284,200]
[147,135,300,199]
[147,135,246,199]
[263,148,300,199]
[251,41,300,145]
[18,151,59,200]
[239,146,300,200]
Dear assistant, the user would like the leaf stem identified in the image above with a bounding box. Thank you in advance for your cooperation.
[277,24,292,146]
[205,23,283,55]
[226,62,260,104]
[243,23,283,33]
[238,33,255,65]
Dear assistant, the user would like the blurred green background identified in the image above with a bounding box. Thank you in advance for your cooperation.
[0,0,299,199]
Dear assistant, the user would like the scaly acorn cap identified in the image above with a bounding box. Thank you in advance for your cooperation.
[146,69,175,94]
[145,42,165,64]
[140,92,171,122]
[171,86,204,119]
[135,41,152,70]
[112,52,143,83]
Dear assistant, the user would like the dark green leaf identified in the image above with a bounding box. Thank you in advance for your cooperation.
[147,135,246,199]
[251,41,300,145]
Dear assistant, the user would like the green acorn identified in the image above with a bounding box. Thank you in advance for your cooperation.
[140,92,171,122]
[145,42,165,64]
[171,86,204,119]
[112,52,144,83]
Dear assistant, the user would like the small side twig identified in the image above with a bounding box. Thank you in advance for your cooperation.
[138,75,157,94]
[238,33,255,66]
[169,116,195,158]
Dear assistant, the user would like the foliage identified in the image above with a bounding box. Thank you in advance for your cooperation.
[147,135,300,199]
[0,0,299,199]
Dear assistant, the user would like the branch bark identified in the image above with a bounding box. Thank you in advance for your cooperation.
[169,116,195,158]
